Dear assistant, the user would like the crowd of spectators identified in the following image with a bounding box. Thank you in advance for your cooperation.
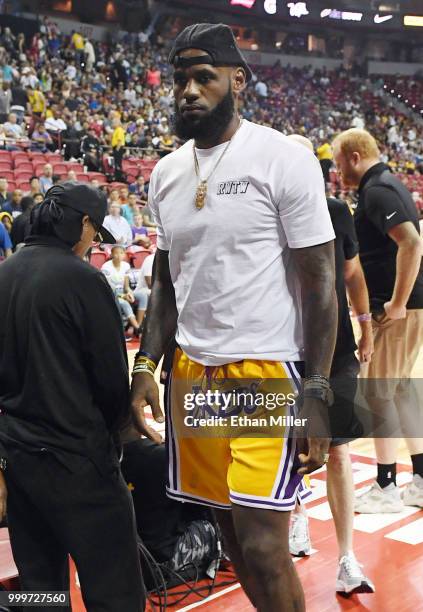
[0,17,422,263]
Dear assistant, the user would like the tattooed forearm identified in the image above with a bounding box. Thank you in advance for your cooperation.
[291,241,338,377]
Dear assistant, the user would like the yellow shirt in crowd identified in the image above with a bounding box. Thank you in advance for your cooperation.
[112,126,126,148]
[72,32,84,50]
[316,142,333,161]
[29,90,46,114]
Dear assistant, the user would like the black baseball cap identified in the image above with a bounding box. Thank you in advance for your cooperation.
[169,23,253,82]
[44,182,116,244]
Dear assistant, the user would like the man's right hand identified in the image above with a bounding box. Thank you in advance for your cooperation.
[130,373,164,444]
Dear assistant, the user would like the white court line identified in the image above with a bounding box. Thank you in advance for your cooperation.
[177,583,242,611]
[385,517,423,545]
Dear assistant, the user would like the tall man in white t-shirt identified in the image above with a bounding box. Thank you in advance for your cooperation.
[130,23,338,611]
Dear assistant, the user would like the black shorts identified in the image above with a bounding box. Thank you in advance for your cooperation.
[330,353,364,447]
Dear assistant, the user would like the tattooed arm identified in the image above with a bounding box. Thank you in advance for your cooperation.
[129,248,177,443]
[291,240,338,473]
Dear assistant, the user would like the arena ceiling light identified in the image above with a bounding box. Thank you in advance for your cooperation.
[230,0,257,8]
[320,8,363,21]
[287,2,309,18]
[264,0,277,15]
[404,15,423,27]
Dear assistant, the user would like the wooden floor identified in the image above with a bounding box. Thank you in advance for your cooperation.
[3,341,421,611]
[103,342,423,612]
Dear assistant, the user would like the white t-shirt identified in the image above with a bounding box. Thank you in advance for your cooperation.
[101,260,130,294]
[103,214,133,246]
[148,120,335,366]
[136,253,155,291]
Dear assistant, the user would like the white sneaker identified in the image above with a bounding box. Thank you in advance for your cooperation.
[402,474,423,507]
[354,482,403,513]
[289,513,311,557]
[336,553,375,594]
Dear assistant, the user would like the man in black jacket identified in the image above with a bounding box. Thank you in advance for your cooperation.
[0,182,145,611]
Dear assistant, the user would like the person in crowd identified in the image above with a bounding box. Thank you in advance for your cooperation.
[122,192,140,226]
[0,211,13,236]
[28,176,41,198]
[30,122,53,152]
[103,202,133,247]
[101,244,140,336]
[0,216,12,258]
[129,175,148,204]
[0,178,12,208]
[2,189,22,218]
[133,252,154,327]
[10,195,34,250]
[81,128,101,171]
[4,112,26,141]
[111,118,126,180]
[39,163,54,195]
[119,185,130,205]
[131,211,151,249]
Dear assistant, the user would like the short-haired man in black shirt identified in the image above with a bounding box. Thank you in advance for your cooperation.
[0,182,145,611]
[333,128,423,514]
[288,135,375,594]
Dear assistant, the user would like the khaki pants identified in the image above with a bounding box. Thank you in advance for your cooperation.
[360,310,423,437]
[365,309,423,380]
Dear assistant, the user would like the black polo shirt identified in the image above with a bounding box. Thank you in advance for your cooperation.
[355,163,423,312]
[0,235,130,471]
[327,198,358,362]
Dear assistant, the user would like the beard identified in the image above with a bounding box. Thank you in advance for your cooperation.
[171,86,235,142]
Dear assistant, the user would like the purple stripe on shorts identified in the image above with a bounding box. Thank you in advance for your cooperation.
[230,492,297,508]
[166,371,178,490]
[286,361,301,393]
[167,488,230,510]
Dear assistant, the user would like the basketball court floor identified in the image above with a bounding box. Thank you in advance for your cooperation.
[1,343,421,611]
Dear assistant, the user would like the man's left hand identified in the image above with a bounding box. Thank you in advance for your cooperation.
[384,301,406,320]
[357,328,374,363]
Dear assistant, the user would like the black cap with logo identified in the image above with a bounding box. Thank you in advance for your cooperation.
[44,182,116,244]
[169,23,253,82]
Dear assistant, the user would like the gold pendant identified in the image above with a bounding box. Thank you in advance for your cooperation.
[195,180,207,209]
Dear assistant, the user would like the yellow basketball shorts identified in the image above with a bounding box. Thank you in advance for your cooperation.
[165,349,311,511]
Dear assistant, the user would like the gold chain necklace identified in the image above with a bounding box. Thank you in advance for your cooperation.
[193,118,243,209]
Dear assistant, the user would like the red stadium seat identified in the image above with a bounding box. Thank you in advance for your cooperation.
[14,171,32,182]
[65,162,84,171]
[90,250,108,269]
[52,163,68,175]
[28,151,46,160]
[7,182,16,191]
[16,181,30,192]
[76,173,89,182]
[0,162,12,171]
[147,232,157,246]
[11,150,29,160]
[87,172,107,184]
[45,153,63,164]
[13,161,33,172]
[0,151,11,161]
[130,249,151,269]
[0,171,14,181]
